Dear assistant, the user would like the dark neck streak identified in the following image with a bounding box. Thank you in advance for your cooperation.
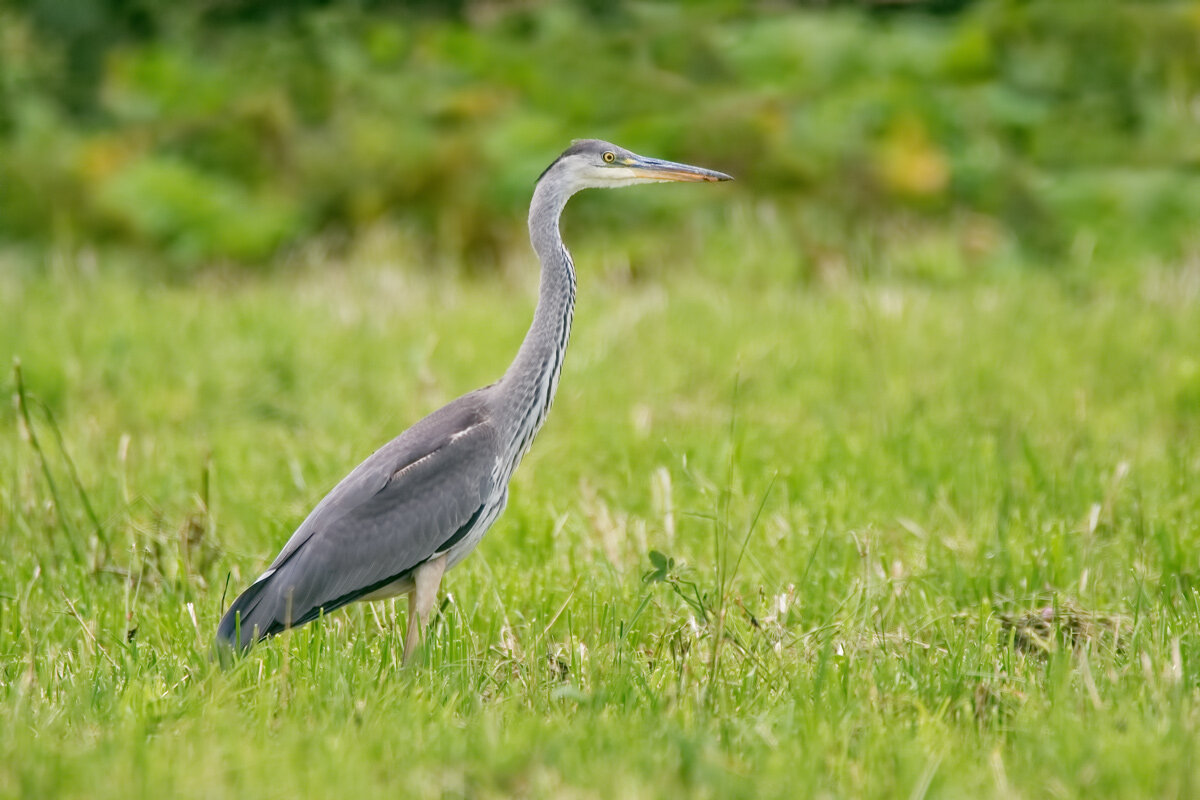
[498,175,577,467]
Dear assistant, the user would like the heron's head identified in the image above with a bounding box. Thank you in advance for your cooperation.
[538,139,732,192]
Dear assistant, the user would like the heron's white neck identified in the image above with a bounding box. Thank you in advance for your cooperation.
[495,177,578,472]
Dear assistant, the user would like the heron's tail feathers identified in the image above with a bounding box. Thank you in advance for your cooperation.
[214,570,282,653]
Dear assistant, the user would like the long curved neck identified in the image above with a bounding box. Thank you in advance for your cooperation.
[497,176,577,463]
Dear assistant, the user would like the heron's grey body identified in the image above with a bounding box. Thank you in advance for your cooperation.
[215,140,730,658]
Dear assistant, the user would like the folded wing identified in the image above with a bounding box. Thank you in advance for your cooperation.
[216,392,499,650]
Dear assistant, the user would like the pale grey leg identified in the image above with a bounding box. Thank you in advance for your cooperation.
[403,554,447,665]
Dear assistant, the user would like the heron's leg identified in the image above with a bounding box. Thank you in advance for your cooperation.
[403,554,447,665]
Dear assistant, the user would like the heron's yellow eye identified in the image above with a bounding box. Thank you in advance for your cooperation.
[603,151,615,163]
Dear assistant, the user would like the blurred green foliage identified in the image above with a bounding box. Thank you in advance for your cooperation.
[1,0,1198,270]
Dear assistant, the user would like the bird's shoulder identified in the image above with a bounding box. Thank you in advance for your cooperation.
[364,386,500,482]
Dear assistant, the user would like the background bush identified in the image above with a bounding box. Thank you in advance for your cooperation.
[2,0,1198,272]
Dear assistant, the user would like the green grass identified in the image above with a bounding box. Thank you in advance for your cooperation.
[2,226,1199,798]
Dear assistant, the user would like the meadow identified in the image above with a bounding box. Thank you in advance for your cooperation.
[2,208,1199,797]
[3,0,1200,796]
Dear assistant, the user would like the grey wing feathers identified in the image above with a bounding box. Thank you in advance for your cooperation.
[216,391,500,650]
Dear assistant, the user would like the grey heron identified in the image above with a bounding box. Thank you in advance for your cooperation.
[215,139,731,661]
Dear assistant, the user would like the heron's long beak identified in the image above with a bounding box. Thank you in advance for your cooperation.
[625,155,733,183]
